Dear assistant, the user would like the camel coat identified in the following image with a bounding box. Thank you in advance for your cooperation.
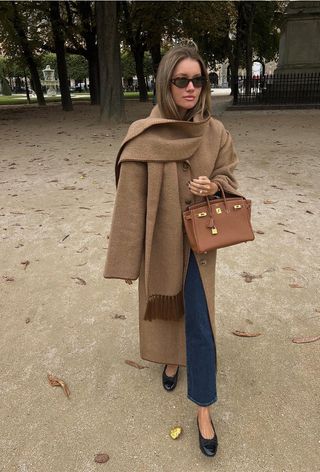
[104,107,241,366]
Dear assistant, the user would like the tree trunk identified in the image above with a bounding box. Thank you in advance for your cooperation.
[150,41,161,101]
[49,1,73,111]
[133,46,148,102]
[96,1,125,123]
[24,71,31,103]
[244,3,256,95]
[75,1,100,105]
[11,2,46,106]
[88,48,100,105]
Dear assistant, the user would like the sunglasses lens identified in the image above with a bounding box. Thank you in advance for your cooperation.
[193,77,206,87]
[175,78,189,88]
[172,77,206,88]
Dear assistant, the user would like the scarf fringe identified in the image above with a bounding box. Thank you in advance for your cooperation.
[144,291,184,321]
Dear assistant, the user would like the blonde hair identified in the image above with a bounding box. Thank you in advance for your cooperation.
[156,45,212,121]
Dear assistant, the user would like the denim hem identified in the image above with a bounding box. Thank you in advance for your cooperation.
[187,394,217,407]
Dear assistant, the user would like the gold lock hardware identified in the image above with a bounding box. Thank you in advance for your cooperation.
[211,227,218,235]
[216,208,222,214]
[234,204,242,209]
[198,212,207,217]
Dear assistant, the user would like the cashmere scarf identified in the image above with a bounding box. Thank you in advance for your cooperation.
[115,106,211,321]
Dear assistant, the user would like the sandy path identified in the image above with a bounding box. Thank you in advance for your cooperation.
[1,100,319,472]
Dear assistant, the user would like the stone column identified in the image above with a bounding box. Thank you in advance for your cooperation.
[276,1,320,74]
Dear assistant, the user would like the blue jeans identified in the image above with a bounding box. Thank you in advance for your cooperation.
[184,251,217,406]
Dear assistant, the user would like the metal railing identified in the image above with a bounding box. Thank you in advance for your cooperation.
[234,73,320,105]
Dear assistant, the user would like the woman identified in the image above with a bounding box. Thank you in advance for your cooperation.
[104,45,241,457]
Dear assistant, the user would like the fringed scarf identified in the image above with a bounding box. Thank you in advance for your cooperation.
[115,106,211,321]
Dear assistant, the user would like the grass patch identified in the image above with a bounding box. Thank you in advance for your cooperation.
[0,91,153,106]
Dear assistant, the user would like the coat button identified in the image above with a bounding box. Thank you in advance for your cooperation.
[200,259,207,265]
[182,161,189,171]
[185,198,192,205]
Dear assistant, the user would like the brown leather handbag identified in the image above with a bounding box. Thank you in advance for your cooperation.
[183,183,254,254]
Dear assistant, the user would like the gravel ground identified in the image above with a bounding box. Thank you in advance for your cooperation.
[1,99,319,472]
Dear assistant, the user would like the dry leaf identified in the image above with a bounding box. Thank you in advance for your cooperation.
[76,246,88,253]
[47,373,70,398]
[113,314,126,320]
[283,229,296,234]
[25,317,31,324]
[21,260,30,270]
[170,426,183,439]
[71,276,87,285]
[263,200,277,204]
[255,230,265,235]
[289,283,304,288]
[2,275,15,282]
[232,330,262,337]
[94,453,110,464]
[306,210,314,215]
[240,271,262,283]
[282,267,297,272]
[61,234,70,242]
[125,360,148,370]
[292,335,320,344]
[62,186,76,190]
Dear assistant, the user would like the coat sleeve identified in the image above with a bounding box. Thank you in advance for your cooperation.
[210,129,242,196]
[103,161,147,280]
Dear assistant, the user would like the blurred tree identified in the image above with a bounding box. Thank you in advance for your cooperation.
[0,1,46,105]
[96,1,125,123]
[49,1,73,111]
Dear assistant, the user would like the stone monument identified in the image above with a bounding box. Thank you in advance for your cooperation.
[276,1,320,74]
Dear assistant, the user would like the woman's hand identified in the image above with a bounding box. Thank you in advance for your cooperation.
[125,279,133,285]
[188,176,218,197]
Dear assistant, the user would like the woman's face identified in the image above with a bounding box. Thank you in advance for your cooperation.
[170,58,203,115]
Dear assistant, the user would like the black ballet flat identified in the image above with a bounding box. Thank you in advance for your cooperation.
[197,417,218,457]
[162,365,179,391]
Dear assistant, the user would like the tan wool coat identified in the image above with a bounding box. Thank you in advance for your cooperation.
[104,106,241,366]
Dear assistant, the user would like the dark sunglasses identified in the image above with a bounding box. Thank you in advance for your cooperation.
[170,76,207,89]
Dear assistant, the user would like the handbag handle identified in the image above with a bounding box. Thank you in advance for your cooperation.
[204,181,226,230]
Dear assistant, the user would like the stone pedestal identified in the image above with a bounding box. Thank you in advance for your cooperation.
[276,1,320,74]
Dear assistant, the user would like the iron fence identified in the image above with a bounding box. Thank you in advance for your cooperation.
[234,72,320,105]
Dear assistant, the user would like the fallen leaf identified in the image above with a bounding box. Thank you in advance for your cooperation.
[62,186,76,190]
[289,283,304,288]
[255,230,265,235]
[76,246,88,253]
[292,335,320,344]
[94,453,110,464]
[21,260,30,270]
[306,210,314,215]
[282,267,297,272]
[170,426,183,440]
[25,317,31,324]
[283,229,296,234]
[263,200,278,204]
[113,314,126,320]
[47,372,70,398]
[125,360,148,370]
[232,330,262,337]
[2,276,15,282]
[240,271,262,283]
[61,234,70,242]
[71,277,87,285]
